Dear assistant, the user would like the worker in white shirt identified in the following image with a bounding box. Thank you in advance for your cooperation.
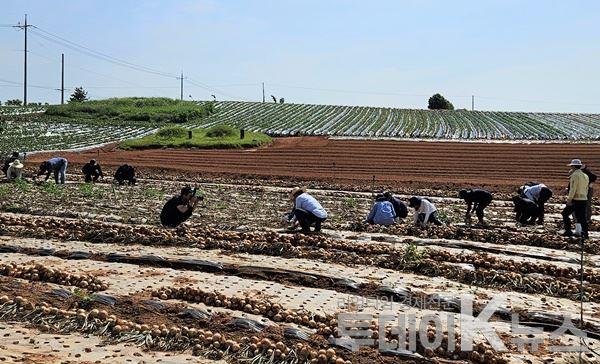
[286,187,328,234]
[408,197,443,227]
[519,182,553,224]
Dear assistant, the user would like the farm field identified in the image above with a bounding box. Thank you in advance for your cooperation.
[0,117,154,153]
[27,136,600,191]
[0,168,599,363]
[4,97,600,157]
[194,101,600,140]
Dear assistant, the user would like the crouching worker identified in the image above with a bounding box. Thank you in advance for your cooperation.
[383,191,408,219]
[512,195,539,225]
[82,159,103,183]
[160,186,202,228]
[35,157,68,184]
[6,159,24,180]
[2,151,20,176]
[366,193,398,226]
[408,197,443,227]
[458,188,493,225]
[114,164,136,185]
[366,193,397,226]
[519,183,553,224]
[287,187,327,233]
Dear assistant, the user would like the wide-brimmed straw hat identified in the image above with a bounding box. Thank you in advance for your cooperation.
[9,160,23,169]
[568,159,583,167]
[289,187,307,200]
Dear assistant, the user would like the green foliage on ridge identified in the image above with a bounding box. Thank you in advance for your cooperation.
[119,125,271,150]
[44,97,216,125]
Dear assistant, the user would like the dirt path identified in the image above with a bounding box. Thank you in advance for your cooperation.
[26,137,600,191]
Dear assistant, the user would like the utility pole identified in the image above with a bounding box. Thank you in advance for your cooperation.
[262,82,265,103]
[61,53,65,104]
[471,95,474,111]
[177,72,184,101]
[13,14,33,105]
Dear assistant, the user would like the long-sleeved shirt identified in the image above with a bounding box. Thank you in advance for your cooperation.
[462,189,493,213]
[583,167,597,185]
[160,195,194,227]
[41,157,67,180]
[366,201,397,225]
[48,157,67,171]
[412,199,437,225]
[568,169,589,201]
[82,162,103,177]
[389,197,408,218]
[295,193,327,219]
[523,184,546,201]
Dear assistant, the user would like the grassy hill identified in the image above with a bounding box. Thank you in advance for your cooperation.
[43,97,215,125]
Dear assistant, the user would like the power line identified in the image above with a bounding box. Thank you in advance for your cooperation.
[27,49,146,88]
[28,29,175,79]
[26,26,234,99]
[187,76,243,100]
[0,76,63,91]
[30,26,178,79]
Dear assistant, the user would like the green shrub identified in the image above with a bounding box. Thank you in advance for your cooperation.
[42,97,214,126]
[206,125,236,138]
[156,126,187,139]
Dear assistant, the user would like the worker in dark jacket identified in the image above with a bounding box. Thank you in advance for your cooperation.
[2,152,20,175]
[383,191,408,219]
[519,183,553,224]
[512,195,539,225]
[582,165,597,224]
[114,164,136,185]
[458,189,493,225]
[160,186,202,227]
[82,159,103,183]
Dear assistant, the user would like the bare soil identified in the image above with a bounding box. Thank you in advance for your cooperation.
[27,137,600,192]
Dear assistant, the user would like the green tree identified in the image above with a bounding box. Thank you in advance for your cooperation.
[5,99,22,106]
[428,93,454,110]
[69,87,89,103]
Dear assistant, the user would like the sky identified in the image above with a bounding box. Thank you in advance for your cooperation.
[1,0,599,113]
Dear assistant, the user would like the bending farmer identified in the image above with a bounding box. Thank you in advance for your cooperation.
[383,191,408,220]
[459,188,493,225]
[287,187,328,233]
[82,159,103,183]
[366,193,397,226]
[519,183,553,224]
[408,197,443,228]
[36,157,68,184]
[512,195,539,225]
[114,164,136,185]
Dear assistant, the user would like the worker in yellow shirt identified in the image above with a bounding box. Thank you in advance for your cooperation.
[562,159,590,238]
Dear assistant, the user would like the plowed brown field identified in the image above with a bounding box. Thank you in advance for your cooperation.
[29,137,600,190]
